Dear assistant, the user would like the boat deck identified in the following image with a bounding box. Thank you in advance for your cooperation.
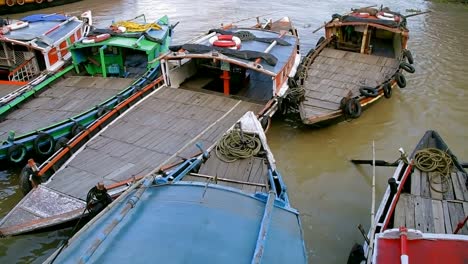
[0,83,20,98]
[394,169,468,235]
[299,48,399,123]
[184,154,268,193]
[0,76,134,140]
[0,87,263,235]
[48,88,262,199]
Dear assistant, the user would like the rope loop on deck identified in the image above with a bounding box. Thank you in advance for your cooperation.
[215,123,261,163]
[414,148,453,193]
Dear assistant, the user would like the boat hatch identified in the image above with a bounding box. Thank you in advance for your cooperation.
[328,25,403,58]
[169,58,274,103]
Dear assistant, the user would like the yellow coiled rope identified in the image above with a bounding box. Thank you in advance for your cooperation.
[414,148,453,193]
[215,129,261,163]
[112,21,161,32]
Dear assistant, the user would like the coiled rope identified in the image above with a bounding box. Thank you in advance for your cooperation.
[215,126,261,163]
[414,148,453,193]
[112,21,161,32]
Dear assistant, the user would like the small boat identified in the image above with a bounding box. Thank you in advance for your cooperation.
[297,6,415,126]
[0,0,82,15]
[44,111,308,263]
[348,130,468,263]
[161,16,301,125]
[0,14,171,165]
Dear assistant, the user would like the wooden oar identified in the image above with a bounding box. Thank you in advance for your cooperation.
[352,159,468,168]
[404,10,431,18]
[254,30,287,65]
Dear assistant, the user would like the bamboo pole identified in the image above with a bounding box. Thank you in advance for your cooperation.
[366,141,377,264]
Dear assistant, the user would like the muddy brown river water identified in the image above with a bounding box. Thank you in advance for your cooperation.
[1,0,467,263]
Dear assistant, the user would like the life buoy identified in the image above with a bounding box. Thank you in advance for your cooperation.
[209,35,241,50]
[35,0,44,3]
[354,12,370,18]
[395,72,407,88]
[8,21,29,31]
[33,132,55,156]
[376,12,398,21]
[383,82,392,98]
[16,0,25,5]
[82,33,111,44]
[399,62,415,74]
[6,0,15,7]
[7,143,27,164]
[359,86,379,97]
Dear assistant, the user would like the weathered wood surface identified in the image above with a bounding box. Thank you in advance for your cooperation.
[396,166,468,234]
[0,76,135,140]
[46,87,262,200]
[184,154,268,193]
[395,189,468,234]
[0,83,20,98]
[299,48,399,121]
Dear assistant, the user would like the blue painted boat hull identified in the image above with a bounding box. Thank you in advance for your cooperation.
[51,183,307,263]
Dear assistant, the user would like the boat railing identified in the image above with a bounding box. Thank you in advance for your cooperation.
[8,56,39,82]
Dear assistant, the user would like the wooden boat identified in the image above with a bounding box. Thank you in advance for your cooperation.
[0,16,298,237]
[297,6,415,126]
[0,14,171,165]
[161,16,301,125]
[0,0,82,15]
[43,111,307,263]
[348,130,468,263]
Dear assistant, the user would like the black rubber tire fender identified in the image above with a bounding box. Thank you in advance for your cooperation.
[7,143,27,164]
[359,86,379,98]
[33,132,55,156]
[403,49,414,65]
[20,165,33,195]
[96,105,109,117]
[345,98,362,119]
[383,82,392,99]
[399,62,415,74]
[316,36,325,48]
[71,122,85,137]
[54,137,69,152]
[395,72,407,88]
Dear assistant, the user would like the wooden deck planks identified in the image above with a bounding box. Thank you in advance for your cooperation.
[0,76,135,138]
[46,87,262,200]
[300,47,399,121]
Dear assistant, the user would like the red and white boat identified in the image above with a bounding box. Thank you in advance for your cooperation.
[0,11,92,101]
[349,130,468,263]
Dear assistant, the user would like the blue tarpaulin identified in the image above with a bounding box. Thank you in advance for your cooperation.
[21,14,67,23]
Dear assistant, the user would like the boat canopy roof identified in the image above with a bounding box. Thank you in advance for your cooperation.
[325,8,409,34]
[164,28,298,77]
[1,17,83,50]
[51,183,307,263]
[71,16,170,53]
